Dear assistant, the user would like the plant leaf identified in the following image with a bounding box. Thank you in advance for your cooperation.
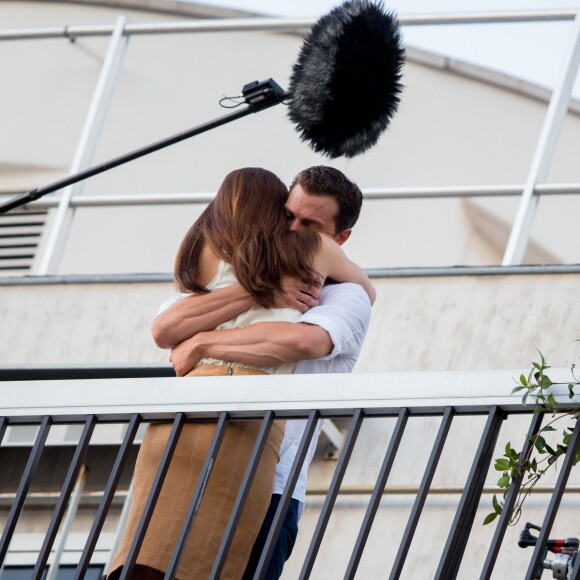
[495,459,510,471]
[498,474,511,488]
[483,512,498,526]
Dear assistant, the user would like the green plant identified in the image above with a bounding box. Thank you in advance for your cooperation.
[484,348,580,526]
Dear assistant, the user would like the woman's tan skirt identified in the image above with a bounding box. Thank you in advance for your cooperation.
[108,365,285,579]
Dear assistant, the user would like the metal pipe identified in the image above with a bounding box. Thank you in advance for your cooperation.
[34,417,97,579]
[0,416,53,566]
[300,410,364,580]
[2,182,580,211]
[254,410,321,580]
[210,412,275,579]
[0,11,577,41]
[36,16,130,275]
[45,465,89,580]
[120,413,186,580]
[480,412,545,580]
[391,407,455,580]
[436,406,504,580]
[306,484,580,496]
[0,91,288,215]
[345,408,410,580]
[75,414,141,580]
[524,414,580,580]
[1,264,580,287]
[503,6,580,265]
[104,482,133,577]
[164,412,230,580]
[0,482,578,506]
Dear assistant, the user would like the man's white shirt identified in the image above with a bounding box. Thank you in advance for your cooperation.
[157,282,372,509]
[272,283,371,507]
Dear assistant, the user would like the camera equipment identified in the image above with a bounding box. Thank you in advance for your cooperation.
[1,0,404,214]
[519,522,579,579]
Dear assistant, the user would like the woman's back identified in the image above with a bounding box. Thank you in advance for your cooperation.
[197,256,301,375]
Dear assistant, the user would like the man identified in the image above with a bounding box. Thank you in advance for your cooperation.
[152,166,372,578]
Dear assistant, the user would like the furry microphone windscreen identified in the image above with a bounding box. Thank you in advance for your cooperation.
[287,0,405,159]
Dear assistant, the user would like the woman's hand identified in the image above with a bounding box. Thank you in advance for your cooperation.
[273,275,322,312]
[169,335,203,377]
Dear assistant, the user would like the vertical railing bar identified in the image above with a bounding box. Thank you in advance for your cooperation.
[479,411,544,579]
[33,415,97,579]
[209,412,275,579]
[120,412,186,580]
[37,15,130,275]
[570,540,580,580]
[389,407,455,580]
[435,406,504,580]
[253,410,321,580]
[502,5,580,265]
[104,481,133,578]
[164,412,230,580]
[299,409,365,580]
[75,414,141,580]
[0,417,8,446]
[45,464,89,580]
[344,408,410,580]
[0,415,52,566]
[524,413,580,580]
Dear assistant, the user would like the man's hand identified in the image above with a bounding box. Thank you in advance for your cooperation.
[169,336,203,377]
[273,275,322,313]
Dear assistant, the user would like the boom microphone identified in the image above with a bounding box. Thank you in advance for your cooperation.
[0,0,404,214]
[288,0,405,158]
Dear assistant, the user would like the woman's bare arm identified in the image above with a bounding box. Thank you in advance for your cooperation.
[151,285,255,349]
[152,277,322,349]
[314,234,376,304]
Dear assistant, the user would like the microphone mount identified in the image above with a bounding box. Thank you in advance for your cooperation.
[0,79,289,215]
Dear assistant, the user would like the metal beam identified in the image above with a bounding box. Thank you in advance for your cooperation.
[0,11,576,41]
[502,7,580,265]
[3,182,580,211]
[35,16,129,275]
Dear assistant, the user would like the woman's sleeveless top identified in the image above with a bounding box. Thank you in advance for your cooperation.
[197,260,301,375]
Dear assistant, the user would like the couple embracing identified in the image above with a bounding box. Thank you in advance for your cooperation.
[109,166,373,579]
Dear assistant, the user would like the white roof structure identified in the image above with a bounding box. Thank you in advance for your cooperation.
[1,1,580,274]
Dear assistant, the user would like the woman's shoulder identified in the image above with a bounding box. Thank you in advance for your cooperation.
[317,232,342,255]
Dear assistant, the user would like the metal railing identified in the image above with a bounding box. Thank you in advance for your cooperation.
[1,8,580,273]
[0,369,579,579]
[0,10,578,41]
[2,182,580,210]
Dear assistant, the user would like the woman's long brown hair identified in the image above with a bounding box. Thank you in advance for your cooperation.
[175,168,320,307]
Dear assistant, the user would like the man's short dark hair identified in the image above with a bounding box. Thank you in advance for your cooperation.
[290,166,363,233]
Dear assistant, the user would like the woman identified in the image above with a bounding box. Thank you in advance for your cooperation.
[109,168,374,579]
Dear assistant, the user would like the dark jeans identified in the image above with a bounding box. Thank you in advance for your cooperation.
[242,494,301,580]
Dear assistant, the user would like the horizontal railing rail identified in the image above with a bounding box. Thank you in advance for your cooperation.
[2,182,580,210]
[0,365,175,382]
[0,371,579,579]
[0,10,576,41]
